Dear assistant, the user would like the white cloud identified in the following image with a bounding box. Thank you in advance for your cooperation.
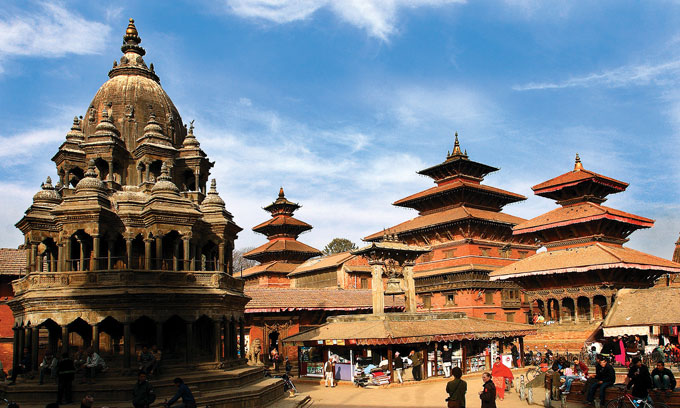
[513,59,680,91]
[225,0,465,41]
[0,127,63,162]
[0,2,111,73]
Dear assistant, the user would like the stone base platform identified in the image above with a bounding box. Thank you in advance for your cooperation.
[0,362,285,408]
[523,321,600,352]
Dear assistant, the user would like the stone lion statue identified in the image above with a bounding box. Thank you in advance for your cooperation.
[247,338,263,366]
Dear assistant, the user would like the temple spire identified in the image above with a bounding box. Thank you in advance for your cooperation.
[279,186,285,198]
[574,153,584,171]
[452,132,462,155]
[121,18,145,56]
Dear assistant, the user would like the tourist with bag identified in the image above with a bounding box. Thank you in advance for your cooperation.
[446,366,467,408]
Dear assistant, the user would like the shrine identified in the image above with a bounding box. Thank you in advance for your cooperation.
[364,135,539,323]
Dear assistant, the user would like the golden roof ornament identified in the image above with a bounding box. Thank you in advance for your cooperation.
[121,18,145,56]
[574,153,584,171]
[447,132,469,159]
[279,187,285,199]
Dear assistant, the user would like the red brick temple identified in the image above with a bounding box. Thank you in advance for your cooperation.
[490,154,680,350]
[241,188,322,287]
[365,135,539,323]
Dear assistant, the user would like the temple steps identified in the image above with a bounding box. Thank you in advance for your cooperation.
[1,364,285,407]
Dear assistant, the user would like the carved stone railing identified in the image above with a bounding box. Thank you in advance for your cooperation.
[12,269,245,296]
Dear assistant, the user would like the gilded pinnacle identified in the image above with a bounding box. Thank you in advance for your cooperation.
[452,132,462,156]
[574,153,584,171]
[279,186,285,198]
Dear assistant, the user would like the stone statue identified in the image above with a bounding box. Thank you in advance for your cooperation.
[247,338,262,366]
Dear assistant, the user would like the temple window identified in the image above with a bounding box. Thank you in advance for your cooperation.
[360,277,368,289]
[484,290,494,304]
[505,312,515,322]
[446,293,456,306]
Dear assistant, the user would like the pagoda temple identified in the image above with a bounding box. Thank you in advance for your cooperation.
[490,155,680,329]
[3,19,283,405]
[241,188,322,286]
[364,135,539,323]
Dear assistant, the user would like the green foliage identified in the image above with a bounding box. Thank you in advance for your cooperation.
[322,238,358,255]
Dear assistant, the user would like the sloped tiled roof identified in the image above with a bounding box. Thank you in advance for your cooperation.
[604,287,680,328]
[489,243,680,279]
[252,215,312,231]
[532,168,628,194]
[288,252,355,276]
[244,287,403,313]
[394,180,525,207]
[364,206,525,241]
[283,313,535,345]
[240,261,299,278]
[513,202,654,235]
[244,239,322,259]
[0,248,27,276]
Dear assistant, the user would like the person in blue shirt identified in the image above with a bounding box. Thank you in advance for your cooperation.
[166,377,196,408]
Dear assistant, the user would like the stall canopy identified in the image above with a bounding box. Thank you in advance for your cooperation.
[282,312,537,346]
[602,287,680,337]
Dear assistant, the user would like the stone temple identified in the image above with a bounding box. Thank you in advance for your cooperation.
[4,19,283,406]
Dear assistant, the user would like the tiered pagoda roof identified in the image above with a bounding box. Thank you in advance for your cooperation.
[242,188,322,279]
[490,155,680,282]
[365,134,530,241]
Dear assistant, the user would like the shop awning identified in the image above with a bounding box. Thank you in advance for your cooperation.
[602,326,649,337]
[282,312,537,346]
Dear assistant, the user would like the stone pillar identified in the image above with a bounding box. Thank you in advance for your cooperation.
[145,164,150,183]
[108,160,114,182]
[92,323,100,353]
[12,327,20,374]
[156,321,163,350]
[50,250,57,272]
[402,261,417,313]
[528,296,534,322]
[369,261,385,315]
[556,299,562,324]
[107,238,114,269]
[144,238,152,270]
[190,244,197,271]
[155,235,163,270]
[23,326,31,364]
[218,242,225,272]
[31,326,39,370]
[224,321,232,360]
[126,237,133,269]
[77,238,85,271]
[61,325,69,355]
[588,297,594,322]
[65,239,72,271]
[173,239,180,271]
[31,243,38,272]
[194,170,200,192]
[65,169,71,188]
[573,297,579,324]
[57,243,64,272]
[185,321,193,364]
[239,319,245,360]
[230,319,237,359]
[604,295,611,318]
[137,163,143,185]
[123,322,131,369]
[182,236,191,270]
[92,234,100,271]
[214,320,222,362]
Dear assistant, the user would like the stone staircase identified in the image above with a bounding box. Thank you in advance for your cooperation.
[0,360,285,408]
[523,321,600,353]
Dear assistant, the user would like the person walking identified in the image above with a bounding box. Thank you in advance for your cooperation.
[446,366,467,408]
[132,371,156,408]
[491,357,513,400]
[323,357,335,387]
[409,350,423,381]
[393,352,404,384]
[442,345,453,377]
[479,372,496,408]
[56,352,76,405]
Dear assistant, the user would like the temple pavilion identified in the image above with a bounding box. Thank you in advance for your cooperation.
[489,155,680,348]
[364,135,539,323]
[4,19,283,406]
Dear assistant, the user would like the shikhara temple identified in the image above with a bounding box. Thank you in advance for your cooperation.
[1,16,680,406]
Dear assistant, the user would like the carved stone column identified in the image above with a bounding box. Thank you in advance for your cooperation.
[193,170,200,193]
[556,299,562,324]
[57,243,64,272]
[65,238,72,271]
[155,235,163,270]
[573,297,579,324]
[173,239,180,271]
[108,160,114,182]
[588,297,594,322]
[214,320,222,362]
[12,326,19,374]
[123,322,131,369]
[92,234,100,271]
[369,260,385,315]
[182,235,191,271]
[31,242,38,272]
[31,326,39,370]
[218,242,225,272]
[126,237,133,269]
[144,238,153,270]
[402,261,417,313]
[190,243,197,271]
[107,238,114,269]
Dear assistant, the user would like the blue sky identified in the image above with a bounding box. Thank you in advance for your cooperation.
[1,1,679,258]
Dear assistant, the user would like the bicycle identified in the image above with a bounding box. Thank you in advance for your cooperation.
[605,386,669,408]
[525,366,542,382]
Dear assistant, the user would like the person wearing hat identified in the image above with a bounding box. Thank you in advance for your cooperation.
[393,352,404,383]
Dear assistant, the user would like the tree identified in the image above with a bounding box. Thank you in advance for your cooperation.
[232,247,258,274]
[322,238,358,255]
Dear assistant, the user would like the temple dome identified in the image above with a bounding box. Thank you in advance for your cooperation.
[151,162,180,195]
[201,179,226,208]
[80,19,185,153]
[33,177,61,204]
[76,160,106,193]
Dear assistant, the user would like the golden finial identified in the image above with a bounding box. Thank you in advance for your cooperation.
[452,132,462,156]
[574,153,584,171]
[121,17,145,56]
[126,18,138,36]
[278,186,285,198]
